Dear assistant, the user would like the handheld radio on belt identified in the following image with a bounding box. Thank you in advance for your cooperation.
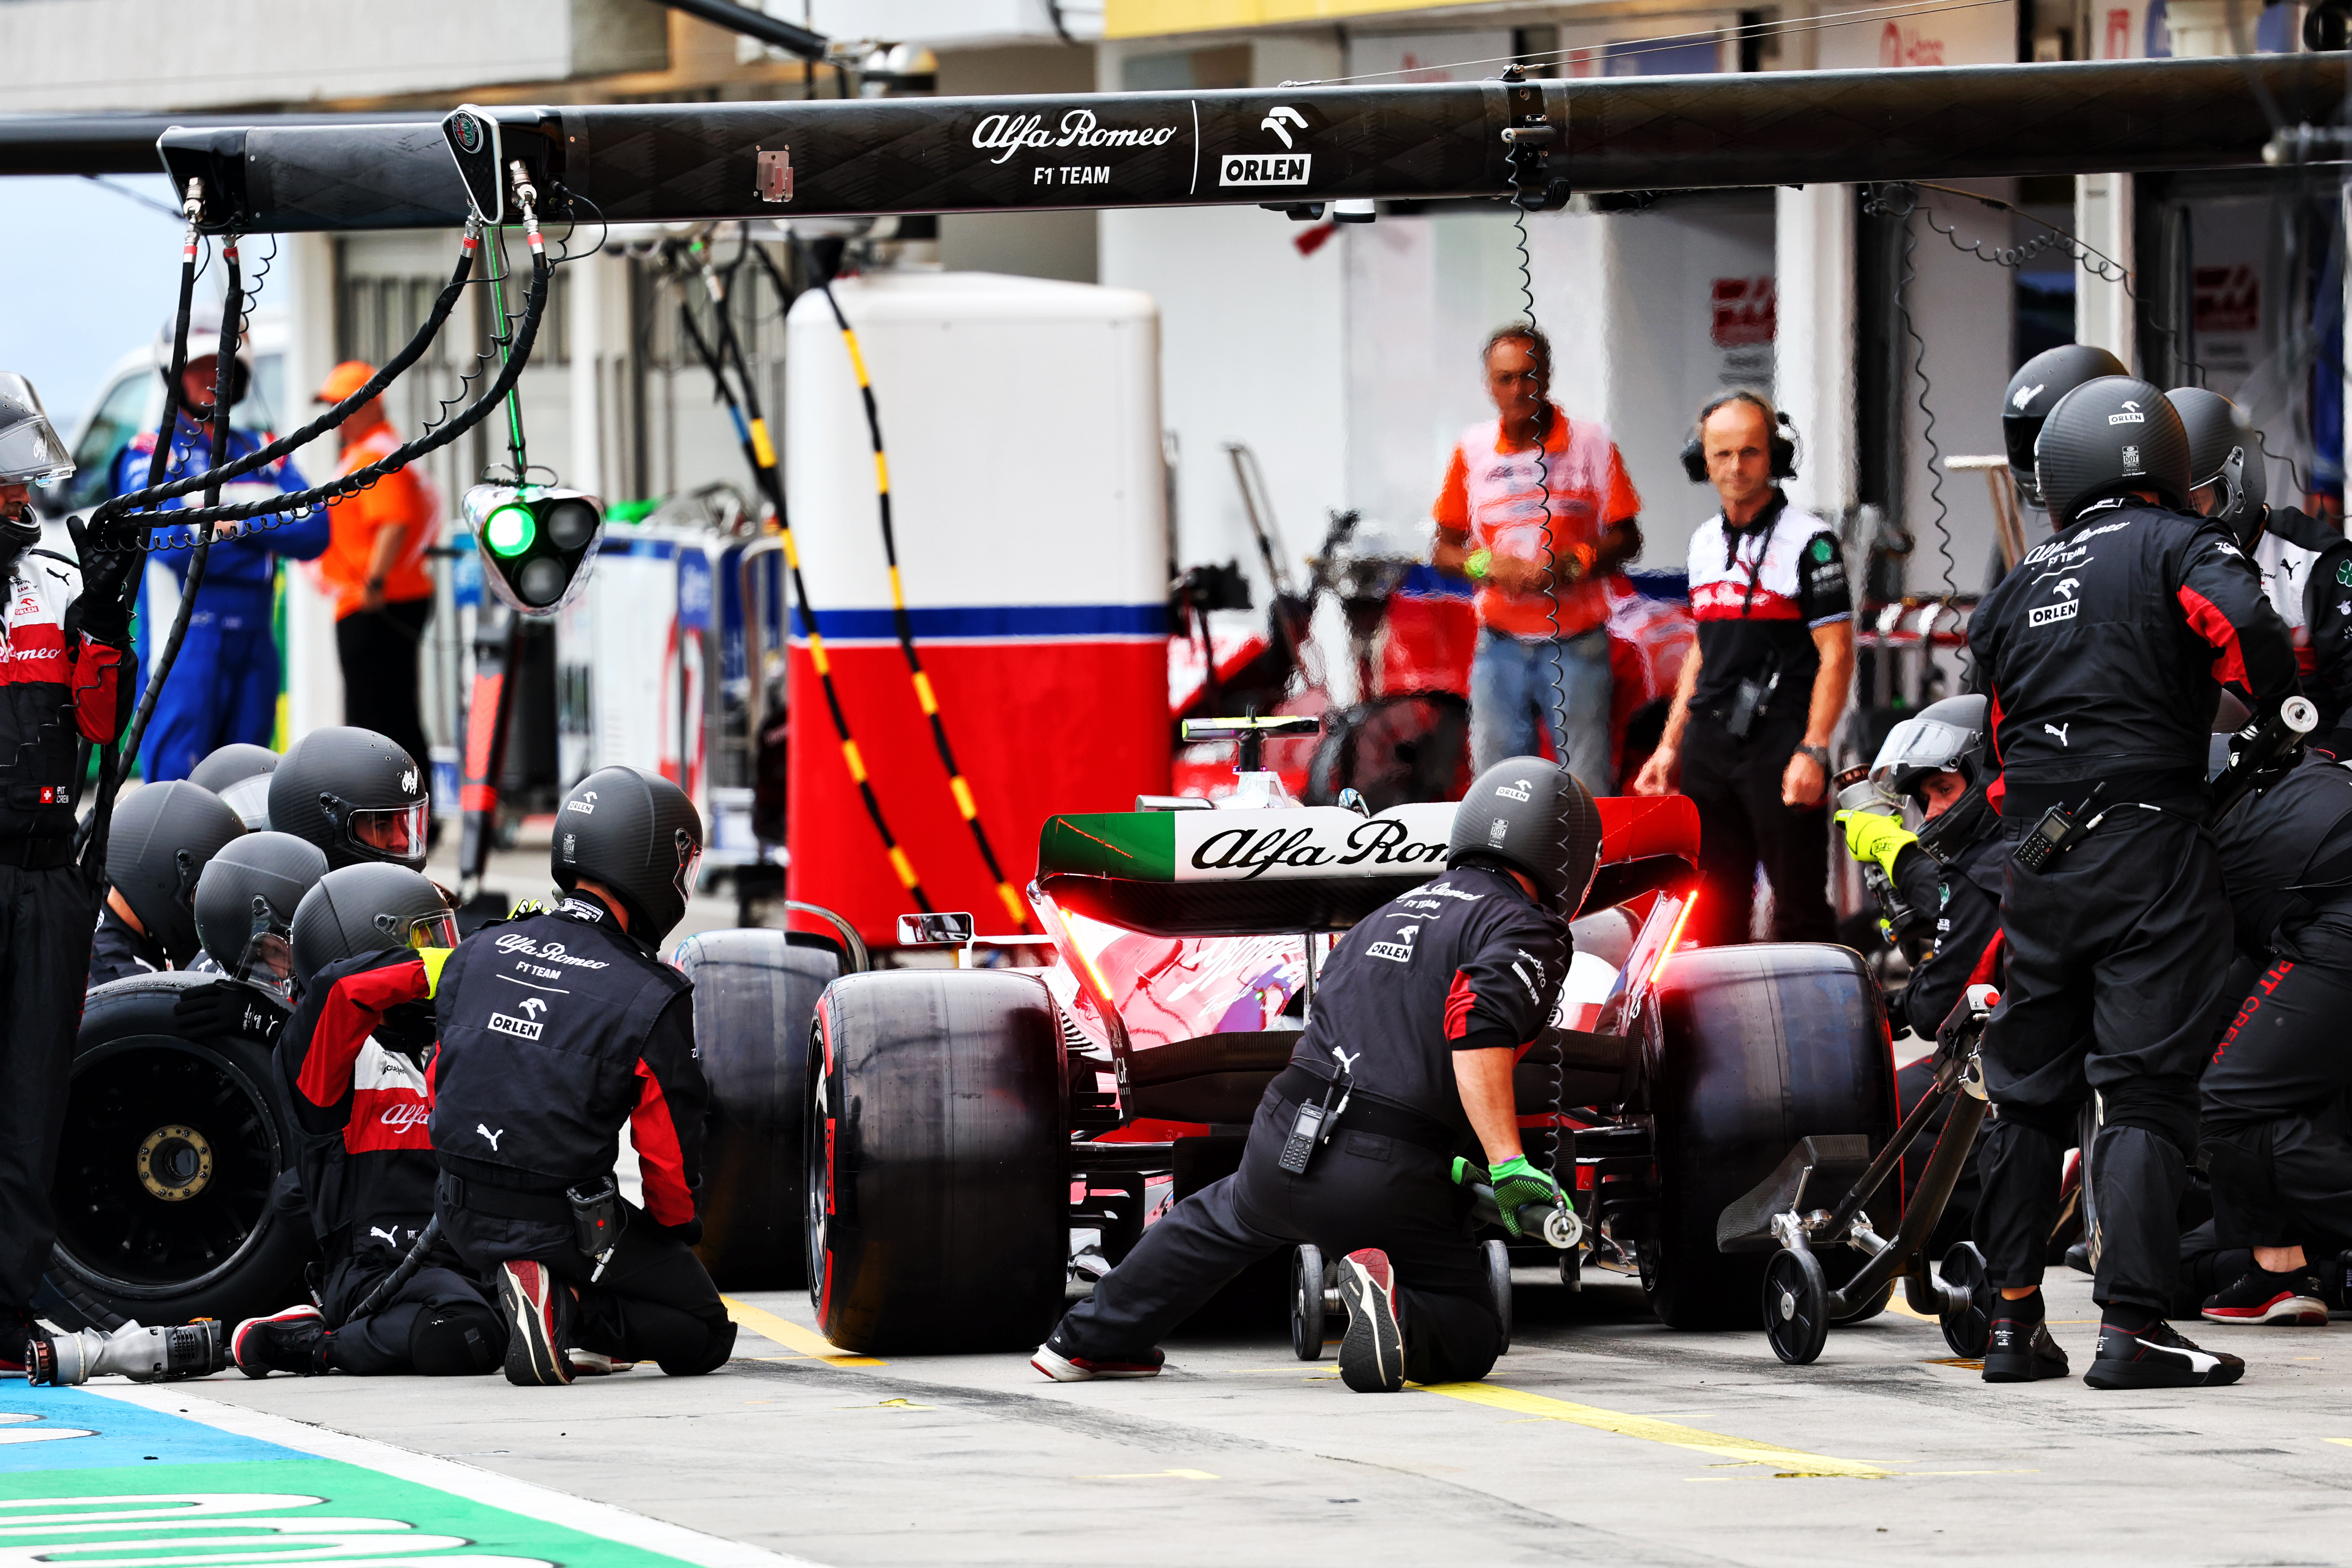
[1278,1046,1357,1176]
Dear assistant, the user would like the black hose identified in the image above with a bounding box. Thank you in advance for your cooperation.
[350,1214,441,1322]
[93,236,479,534]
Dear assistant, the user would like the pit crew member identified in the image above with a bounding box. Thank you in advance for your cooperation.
[1967,375,2296,1390]
[1036,756,1590,1394]
[428,766,735,1386]
[232,863,506,1377]
[89,780,244,985]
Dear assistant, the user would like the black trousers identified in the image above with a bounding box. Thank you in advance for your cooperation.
[1975,807,2226,1312]
[1678,709,1833,947]
[320,1248,505,1376]
[0,863,96,1311]
[1050,1091,1503,1384]
[2199,923,2352,1255]
[336,597,433,776]
[439,1194,737,1376]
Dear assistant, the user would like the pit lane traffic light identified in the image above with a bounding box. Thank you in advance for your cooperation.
[462,483,603,615]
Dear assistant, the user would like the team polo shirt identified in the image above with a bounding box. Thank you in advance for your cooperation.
[1434,404,1641,640]
[1684,492,1852,711]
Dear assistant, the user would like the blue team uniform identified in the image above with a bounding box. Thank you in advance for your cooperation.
[108,423,327,780]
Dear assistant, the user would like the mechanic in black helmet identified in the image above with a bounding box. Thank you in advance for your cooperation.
[427,766,733,1387]
[178,831,331,1045]
[89,781,246,985]
[230,863,510,1378]
[0,373,136,1376]
[2167,386,2352,745]
[1036,757,1590,1394]
[1967,374,2298,1390]
[270,726,430,873]
[2001,344,2130,526]
[189,743,280,831]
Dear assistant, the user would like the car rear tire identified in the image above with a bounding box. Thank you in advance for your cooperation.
[42,976,307,1330]
[807,969,1068,1354]
[679,929,840,1290]
[1641,943,1895,1332]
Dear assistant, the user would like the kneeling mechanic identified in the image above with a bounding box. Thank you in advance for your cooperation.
[233,863,504,1377]
[1036,756,1593,1392]
[428,766,737,1387]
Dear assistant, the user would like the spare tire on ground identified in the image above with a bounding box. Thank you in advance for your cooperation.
[41,973,309,1330]
[679,928,841,1290]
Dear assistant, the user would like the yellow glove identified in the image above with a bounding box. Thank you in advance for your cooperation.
[1836,809,1917,879]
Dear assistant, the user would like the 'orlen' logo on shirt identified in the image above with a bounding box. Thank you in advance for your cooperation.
[1367,924,1418,963]
[1220,153,1311,186]
[486,1011,544,1040]
[2029,599,2080,628]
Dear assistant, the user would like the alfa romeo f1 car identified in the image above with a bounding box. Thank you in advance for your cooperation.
[785,745,1897,1355]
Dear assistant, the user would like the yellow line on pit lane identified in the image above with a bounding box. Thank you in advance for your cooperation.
[1418,1383,1895,1479]
[724,1296,885,1366]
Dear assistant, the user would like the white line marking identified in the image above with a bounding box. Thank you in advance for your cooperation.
[90,1385,829,1568]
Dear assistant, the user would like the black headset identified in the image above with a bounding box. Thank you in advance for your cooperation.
[1681,391,1798,483]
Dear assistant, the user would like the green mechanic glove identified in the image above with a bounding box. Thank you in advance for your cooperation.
[1489,1155,1566,1241]
[1836,809,1917,879]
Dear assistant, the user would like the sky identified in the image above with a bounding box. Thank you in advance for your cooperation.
[0,174,191,430]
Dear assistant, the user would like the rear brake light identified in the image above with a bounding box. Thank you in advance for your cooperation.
[1642,889,1697,993]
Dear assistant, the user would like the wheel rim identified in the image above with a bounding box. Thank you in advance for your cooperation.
[50,1037,277,1296]
[804,1031,831,1306]
[1762,1250,1828,1365]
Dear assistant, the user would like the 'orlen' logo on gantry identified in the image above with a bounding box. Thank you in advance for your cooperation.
[1221,152,1311,186]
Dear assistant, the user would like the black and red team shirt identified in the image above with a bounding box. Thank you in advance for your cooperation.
[278,948,439,1264]
[427,891,705,1227]
[1682,492,1853,713]
[2,548,127,841]
[1969,497,2299,817]
[1288,862,1568,1144]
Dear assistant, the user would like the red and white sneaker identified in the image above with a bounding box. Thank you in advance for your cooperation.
[496,1262,575,1386]
[1336,1249,1405,1394]
[2202,1269,2330,1326]
[1031,1341,1163,1382]
[232,1303,327,1378]
[568,1350,637,1377]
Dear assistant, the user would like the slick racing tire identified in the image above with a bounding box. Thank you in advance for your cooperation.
[807,969,1068,1354]
[42,975,307,1330]
[1307,692,1473,812]
[680,929,840,1290]
[1641,944,1896,1332]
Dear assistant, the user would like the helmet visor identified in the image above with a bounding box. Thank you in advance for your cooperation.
[232,900,295,988]
[0,406,73,487]
[673,828,703,907]
[349,800,428,861]
[1869,714,1982,800]
[217,772,273,830]
[396,908,461,953]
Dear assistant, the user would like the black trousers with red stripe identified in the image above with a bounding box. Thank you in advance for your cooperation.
[2198,918,2352,1256]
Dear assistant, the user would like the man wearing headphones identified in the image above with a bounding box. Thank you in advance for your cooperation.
[1633,391,1852,947]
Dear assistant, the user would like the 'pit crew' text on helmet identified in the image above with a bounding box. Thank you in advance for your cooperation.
[193,831,330,984]
[290,863,459,993]
[552,766,704,944]
[2166,385,2269,548]
[2003,344,2127,508]
[104,781,246,969]
[2033,376,2193,527]
[188,743,279,831]
[1445,756,1604,914]
[269,727,429,872]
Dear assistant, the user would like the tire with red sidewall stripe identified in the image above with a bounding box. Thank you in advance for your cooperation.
[806,969,1068,1354]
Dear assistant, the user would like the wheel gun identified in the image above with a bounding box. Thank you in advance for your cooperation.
[1450,1158,1584,1250]
[2210,695,2318,825]
[1833,765,1921,946]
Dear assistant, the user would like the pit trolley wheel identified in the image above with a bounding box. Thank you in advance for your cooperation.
[1290,1244,1327,1361]
[1938,1240,1993,1358]
[1762,1249,1830,1366]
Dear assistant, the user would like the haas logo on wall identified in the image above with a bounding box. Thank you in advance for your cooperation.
[1881,20,1947,65]
[1711,277,1777,349]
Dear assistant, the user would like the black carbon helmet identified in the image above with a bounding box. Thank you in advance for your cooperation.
[1445,756,1604,913]
[290,863,459,992]
[2034,376,2193,527]
[188,742,280,831]
[551,766,704,943]
[193,831,330,982]
[1868,694,1989,801]
[2004,344,2129,507]
[104,781,245,967]
[269,727,429,871]
[2166,385,2269,547]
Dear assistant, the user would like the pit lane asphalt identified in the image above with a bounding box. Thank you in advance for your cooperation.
[162,1266,2351,1568]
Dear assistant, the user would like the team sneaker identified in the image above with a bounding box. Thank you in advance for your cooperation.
[496,1261,575,1387]
[232,1304,328,1378]
[2083,1318,2246,1390]
[1031,1339,1164,1382]
[2202,1269,2329,1327]
[1336,1248,1406,1394]
[567,1350,638,1377]
[1982,1314,2069,1383]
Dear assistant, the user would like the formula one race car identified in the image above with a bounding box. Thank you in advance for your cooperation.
[796,733,1897,1354]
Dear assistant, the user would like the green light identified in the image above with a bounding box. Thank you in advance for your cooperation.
[485,504,536,558]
